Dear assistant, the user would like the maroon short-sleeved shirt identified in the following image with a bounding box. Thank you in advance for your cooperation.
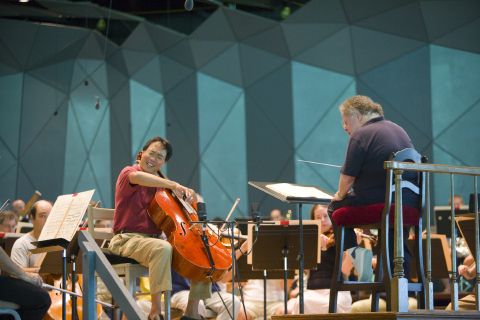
[113,164,160,234]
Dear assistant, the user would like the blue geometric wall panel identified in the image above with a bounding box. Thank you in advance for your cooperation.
[292,62,354,192]
[198,73,247,217]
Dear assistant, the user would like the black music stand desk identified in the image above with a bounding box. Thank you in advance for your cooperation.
[248,180,331,314]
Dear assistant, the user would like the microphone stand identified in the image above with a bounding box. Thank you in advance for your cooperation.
[197,203,216,278]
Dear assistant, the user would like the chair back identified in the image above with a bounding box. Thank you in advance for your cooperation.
[0,308,21,320]
[383,148,427,224]
[386,147,426,198]
[87,206,115,241]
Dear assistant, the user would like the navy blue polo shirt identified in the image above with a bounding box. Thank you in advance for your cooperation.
[341,116,418,206]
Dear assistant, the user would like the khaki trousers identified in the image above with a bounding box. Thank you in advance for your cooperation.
[109,233,211,298]
[109,233,172,294]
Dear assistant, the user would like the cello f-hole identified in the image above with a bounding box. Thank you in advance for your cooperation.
[180,221,188,236]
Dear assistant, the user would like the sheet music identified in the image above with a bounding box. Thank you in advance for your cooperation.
[266,183,332,200]
[38,189,95,242]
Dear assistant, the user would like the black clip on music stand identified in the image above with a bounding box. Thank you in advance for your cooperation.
[248,181,331,314]
[247,223,319,318]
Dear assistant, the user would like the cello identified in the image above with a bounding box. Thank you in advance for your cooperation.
[148,187,232,282]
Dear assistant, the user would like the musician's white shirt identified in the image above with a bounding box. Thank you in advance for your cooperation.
[242,279,284,302]
[10,233,44,268]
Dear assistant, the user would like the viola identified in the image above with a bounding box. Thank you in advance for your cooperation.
[148,188,232,282]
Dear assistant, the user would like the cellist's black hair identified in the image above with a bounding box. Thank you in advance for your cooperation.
[141,136,173,162]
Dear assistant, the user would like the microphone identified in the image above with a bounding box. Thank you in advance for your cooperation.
[250,202,261,231]
[197,202,207,222]
[184,0,194,11]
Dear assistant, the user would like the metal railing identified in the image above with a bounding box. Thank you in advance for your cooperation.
[384,161,480,312]
[77,230,147,320]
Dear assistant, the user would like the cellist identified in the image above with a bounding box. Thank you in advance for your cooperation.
[109,136,211,320]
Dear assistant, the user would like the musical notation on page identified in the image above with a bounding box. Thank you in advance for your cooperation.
[265,183,333,200]
[38,189,95,243]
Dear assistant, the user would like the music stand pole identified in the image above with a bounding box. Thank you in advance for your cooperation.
[230,221,236,320]
[71,253,78,320]
[62,249,67,320]
[298,202,305,313]
[263,270,267,320]
[282,247,288,314]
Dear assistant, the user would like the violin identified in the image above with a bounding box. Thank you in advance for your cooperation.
[45,275,102,320]
[323,228,335,250]
[148,187,232,282]
[219,227,248,249]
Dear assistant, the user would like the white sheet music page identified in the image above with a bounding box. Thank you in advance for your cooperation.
[38,189,95,242]
[266,183,332,200]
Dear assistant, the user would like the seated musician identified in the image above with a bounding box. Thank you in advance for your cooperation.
[170,269,241,320]
[10,200,52,273]
[108,136,210,320]
[443,254,477,311]
[12,199,26,218]
[328,95,419,276]
[0,246,51,319]
[0,210,18,233]
[283,204,352,314]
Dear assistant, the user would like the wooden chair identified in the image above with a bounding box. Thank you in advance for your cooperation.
[329,148,427,312]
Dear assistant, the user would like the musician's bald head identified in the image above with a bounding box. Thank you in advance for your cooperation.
[12,199,25,215]
[31,200,52,219]
[270,209,283,221]
[31,200,52,235]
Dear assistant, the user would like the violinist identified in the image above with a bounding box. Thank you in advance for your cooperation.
[282,204,352,315]
[108,136,210,320]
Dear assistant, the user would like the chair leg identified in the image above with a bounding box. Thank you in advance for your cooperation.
[383,227,392,311]
[329,225,345,313]
[164,290,171,320]
[414,223,426,309]
[371,228,383,312]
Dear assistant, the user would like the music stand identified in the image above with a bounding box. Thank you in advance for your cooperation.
[249,179,331,314]
[407,234,451,280]
[456,213,479,258]
[0,233,22,256]
[33,231,83,320]
[236,254,295,320]
[247,222,320,316]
